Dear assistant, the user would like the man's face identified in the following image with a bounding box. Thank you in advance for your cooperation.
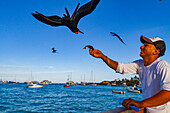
[140,42,158,58]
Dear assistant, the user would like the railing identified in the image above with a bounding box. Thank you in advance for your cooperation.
[101,107,144,113]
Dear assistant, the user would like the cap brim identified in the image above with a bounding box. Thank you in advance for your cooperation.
[140,35,153,44]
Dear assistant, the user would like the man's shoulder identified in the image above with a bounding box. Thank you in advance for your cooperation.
[156,59,169,68]
[133,59,144,64]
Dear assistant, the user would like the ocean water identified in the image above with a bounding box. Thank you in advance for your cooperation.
[0,84,142,113]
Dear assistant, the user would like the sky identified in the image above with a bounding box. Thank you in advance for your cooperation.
[0,0,170,83]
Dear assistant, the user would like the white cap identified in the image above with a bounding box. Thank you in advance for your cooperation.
[150,37,163,43]
[140,35,166,57]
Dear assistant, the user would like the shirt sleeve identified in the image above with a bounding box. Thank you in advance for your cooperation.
[116,60,142,74]
[158,61,170,91]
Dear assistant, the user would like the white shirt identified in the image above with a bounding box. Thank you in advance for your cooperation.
[116,58,170,113]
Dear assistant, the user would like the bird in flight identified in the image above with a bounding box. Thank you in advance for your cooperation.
[110,32,126,45]
[32,0,100,34]
[52,48,57,53]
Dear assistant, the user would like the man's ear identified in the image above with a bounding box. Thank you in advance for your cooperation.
[153,49,160,55]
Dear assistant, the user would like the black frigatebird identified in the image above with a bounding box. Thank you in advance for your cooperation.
[32,0,100,34]
[110,32,126,45]
[52,48,57,53]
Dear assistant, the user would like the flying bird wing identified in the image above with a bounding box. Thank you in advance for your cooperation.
[110,32,126,45]
[31,0,100,34]
[73,0,100,24]
[52,50,56,53]
[83,45,94,50]
[32,11,64,26]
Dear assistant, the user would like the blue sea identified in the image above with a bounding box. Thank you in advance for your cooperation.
[0,84,142,113]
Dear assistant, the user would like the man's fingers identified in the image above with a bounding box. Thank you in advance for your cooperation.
[123,99,133,108]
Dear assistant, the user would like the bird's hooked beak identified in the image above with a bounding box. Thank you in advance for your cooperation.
[75,30,84,34]
[79,30,84,34]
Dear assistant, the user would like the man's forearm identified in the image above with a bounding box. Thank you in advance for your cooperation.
[141,90,170,107]
[101,55,118,70]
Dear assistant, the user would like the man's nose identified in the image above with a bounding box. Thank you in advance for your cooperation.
[140,45,144,49]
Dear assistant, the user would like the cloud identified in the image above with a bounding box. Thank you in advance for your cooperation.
[0,64,26,68]
[48,66,55,69]
[0,70,74,75]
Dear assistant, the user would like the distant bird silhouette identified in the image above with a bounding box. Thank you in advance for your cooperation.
[83,45,94,50]
[32,0,100,34]
[52,48,57,53]
[110,32,126,45]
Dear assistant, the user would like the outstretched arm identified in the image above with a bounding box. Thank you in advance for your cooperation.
[89,49,118,70]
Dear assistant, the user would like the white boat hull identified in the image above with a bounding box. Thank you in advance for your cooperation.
[27,84,43,88]
[127,87,141,93]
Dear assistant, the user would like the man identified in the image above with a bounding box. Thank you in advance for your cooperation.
[88,35,170,113]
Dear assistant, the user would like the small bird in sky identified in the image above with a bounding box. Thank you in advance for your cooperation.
[32,0,100,34]
[52,48,57,53]
[83,45,94,50]
[110,32,126,45]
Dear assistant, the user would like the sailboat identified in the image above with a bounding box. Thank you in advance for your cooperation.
[90,71,97,86]
[80,74,86,85]
[64,77,70,87]
[26,72,43,88]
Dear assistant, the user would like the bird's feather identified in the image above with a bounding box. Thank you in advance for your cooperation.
[65,8,71,19]
[71,3,80,21]
[32,11,63,26]
[74,0,100,25]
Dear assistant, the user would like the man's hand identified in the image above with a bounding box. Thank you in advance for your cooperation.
[89,49,105,59]
[89,48,118,70]
[122,98,142,108]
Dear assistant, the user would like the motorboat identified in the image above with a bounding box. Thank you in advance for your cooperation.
[111,83,120,86]
[127,86,141,93]
[112,90,125,94]
[91,83,97,86]
[26,84,43,88]
[64,84,70,87]
[121,82,127,87]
